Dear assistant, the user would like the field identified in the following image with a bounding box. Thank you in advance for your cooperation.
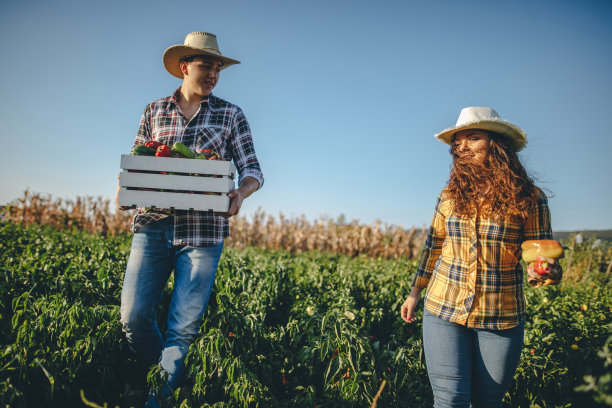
[1,215,611,407]
[0,192,428,259]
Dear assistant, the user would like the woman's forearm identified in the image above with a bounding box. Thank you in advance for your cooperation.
[410,286,423,298]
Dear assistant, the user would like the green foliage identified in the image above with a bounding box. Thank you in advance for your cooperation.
[558,233,612,285]
[0,223,130,407]
[508,285,612,407]
[575,323,612,406]
[0,222,610,407]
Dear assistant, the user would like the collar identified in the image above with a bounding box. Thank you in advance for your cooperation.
[167,88,219,112]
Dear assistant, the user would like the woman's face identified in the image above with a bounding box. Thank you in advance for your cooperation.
[452,130,491,164]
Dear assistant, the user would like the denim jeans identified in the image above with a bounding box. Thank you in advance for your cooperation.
[422,309,524,408]
[120,217,223,394]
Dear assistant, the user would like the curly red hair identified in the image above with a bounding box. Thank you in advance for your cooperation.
[445,131,541,221]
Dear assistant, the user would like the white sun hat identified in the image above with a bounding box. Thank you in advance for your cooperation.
[435,107,527,151]
[163,31,241,79]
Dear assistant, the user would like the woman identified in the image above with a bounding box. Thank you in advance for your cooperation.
[400,107,561,408]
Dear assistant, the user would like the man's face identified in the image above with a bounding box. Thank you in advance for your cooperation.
[181,56,224,97]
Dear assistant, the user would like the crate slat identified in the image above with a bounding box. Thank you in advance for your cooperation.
[118,190,229,212]
[119,154,236,212]
[120,154,236,176]
[119,172,234,192]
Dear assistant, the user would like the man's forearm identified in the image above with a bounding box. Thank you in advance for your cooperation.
[237,176,259,199]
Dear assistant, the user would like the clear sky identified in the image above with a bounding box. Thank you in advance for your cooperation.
[1,0,611,231]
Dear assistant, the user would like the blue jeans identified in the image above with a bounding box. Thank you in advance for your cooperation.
[422,309,524,408]
[120,217,223,393]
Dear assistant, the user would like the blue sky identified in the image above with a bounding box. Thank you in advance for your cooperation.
[1,0,611,231]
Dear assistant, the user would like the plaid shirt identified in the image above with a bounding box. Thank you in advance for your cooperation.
[130,89,264,246]
[412,189,554,330]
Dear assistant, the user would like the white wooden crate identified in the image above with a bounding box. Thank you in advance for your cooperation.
[117,155,236,212]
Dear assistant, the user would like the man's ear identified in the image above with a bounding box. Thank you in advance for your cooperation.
[180,60,189,77]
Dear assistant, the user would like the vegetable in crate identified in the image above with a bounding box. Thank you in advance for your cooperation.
[171,142,195,159]
[130,144,156,156]
[145,140,165,150]
[196,148,221,160]
[195,148,223,183]
[155,145,172,157]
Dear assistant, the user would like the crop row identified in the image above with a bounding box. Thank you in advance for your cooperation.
[0,222,610,407]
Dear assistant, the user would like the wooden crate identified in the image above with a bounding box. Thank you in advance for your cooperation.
[117,155,236,212]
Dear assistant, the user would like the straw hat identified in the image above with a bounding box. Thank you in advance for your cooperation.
[435,107,527,151]
[163,31,240,78]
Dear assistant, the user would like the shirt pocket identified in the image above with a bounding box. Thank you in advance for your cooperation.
[445,214,469,259]
[196,127,228,159]
[481,218,523,269]
[151,115,180,145]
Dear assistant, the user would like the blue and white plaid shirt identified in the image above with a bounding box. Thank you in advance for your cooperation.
[130,89,264,246]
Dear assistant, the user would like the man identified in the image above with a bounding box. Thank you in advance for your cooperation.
[115,31,263,406]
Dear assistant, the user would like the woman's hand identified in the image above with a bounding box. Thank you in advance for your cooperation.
[400,287,422,323]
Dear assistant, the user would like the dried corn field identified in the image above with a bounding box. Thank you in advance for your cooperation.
[227,210,427,258]
[1,191,132,236]
[2,191,427,259]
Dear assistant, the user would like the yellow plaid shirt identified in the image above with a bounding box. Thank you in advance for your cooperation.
[412,189,554,330]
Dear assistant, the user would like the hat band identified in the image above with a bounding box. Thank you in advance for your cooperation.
[184,45,222,55]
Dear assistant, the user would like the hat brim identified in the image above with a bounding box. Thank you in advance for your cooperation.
[434,120,527,151]
[163,45,241,79]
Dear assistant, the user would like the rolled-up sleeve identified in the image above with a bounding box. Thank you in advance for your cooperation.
[523,191,553,241]
[230,108,264,189]
[522,192,562,284]
[412,192,447,290]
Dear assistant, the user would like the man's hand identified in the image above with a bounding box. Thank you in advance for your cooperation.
[225,188,244,217]
[218,176,259,218]
[115,173,134,211]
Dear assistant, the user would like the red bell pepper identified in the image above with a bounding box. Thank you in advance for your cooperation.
[155,145,172,157]
[145,140,165,150]
[198,148,221,160]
